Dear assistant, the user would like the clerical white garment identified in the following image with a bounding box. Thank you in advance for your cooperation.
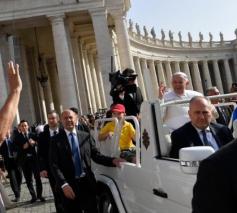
[162,90,203,131]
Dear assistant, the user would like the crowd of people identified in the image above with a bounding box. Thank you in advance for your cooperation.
[1,60,237,212]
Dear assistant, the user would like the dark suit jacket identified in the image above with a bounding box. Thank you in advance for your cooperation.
[0,139,17,170]
[13,132,38,166]
[192,139,237,213]
[215,105,233,126]
[49,129,115,188]
[38,125,58,172]
[124,84,143,116]
[170,122,233,158]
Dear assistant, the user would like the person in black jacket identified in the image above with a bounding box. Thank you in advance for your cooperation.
[122,68,143,119]
[38,111,63,212]
[192,139,237,213]
[49,109,123,213]
[13,120,44,203]
[0,131,22,202]
[170,96,233,158]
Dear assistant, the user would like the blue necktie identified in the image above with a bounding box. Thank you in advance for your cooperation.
[6,139,13,158]
[69,133,82,177]
[201,130,212,147]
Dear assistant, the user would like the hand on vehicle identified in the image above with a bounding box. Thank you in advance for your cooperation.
[40,170,48,178]
[112,158,126,168]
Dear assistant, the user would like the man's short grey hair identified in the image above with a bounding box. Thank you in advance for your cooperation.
[172,72,188,80]
[206,86,219,93]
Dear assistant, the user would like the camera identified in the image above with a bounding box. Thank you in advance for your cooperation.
[109,70,130,89]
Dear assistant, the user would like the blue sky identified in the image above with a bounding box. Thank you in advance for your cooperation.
[127,0,237,41]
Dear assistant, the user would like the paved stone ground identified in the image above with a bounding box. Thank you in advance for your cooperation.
[4,178,56,213]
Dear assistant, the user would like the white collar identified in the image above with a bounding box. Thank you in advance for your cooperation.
[192,124,211,133]
[64,128,77,137]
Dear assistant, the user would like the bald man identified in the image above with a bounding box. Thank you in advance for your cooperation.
[49,109,123,213]
[170,96,233,158]
[159,72,202,131]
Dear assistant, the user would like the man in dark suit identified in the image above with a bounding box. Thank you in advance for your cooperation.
[170,96,233,158]
[122,68,143,119]
[49,109,122,213]
[192,139,237,213]
[70,107,90,133]
[38,111,64,212]
[0,131,22,202]
[13,120,44,203]
[206,86,233,126]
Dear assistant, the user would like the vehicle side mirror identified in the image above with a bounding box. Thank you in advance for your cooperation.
[179,146,215,175]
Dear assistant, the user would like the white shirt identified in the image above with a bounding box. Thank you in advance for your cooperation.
[162,90,203,131]
[49,128,59,137]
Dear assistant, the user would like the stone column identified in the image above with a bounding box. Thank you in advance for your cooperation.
[183,61,193,90]
[49,14,78,109]
[84,50,97,113]
[164,61,173,88]
[223,58,233,90]
[88,53,102,110]
[112,11,134,70]
[140,58,148,97]
[192,61,203,93]
[0,53,7,108]
[133,56,147,100]
[94,56,107,109]
[80,46,92,113]
[46,58,62,114]
[70,37,90,115]
[156,61,166,85]
[213,59,224,93]
[147,60,159,93]
[202,60,212,91]
[90,8,114,105]
[39,55,55,113]
[174,61,181,72]
[233,52,237,81]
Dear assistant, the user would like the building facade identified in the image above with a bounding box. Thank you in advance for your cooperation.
[0,0,236,124]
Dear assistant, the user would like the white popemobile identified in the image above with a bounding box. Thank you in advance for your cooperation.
[92,93,236,213]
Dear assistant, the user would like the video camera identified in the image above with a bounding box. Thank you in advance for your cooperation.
[109,70,137,89]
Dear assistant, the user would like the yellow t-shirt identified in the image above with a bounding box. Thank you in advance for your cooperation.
[99,121,135,150]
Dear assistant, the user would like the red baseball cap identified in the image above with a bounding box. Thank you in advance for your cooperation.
[111,104,125,113]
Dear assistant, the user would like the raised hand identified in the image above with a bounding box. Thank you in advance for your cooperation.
[158,82,166,99]
[7,61,22,94]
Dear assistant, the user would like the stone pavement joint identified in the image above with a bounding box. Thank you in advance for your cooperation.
[4,178,56,213]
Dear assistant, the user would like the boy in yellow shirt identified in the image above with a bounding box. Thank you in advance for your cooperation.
[98,104,136,163]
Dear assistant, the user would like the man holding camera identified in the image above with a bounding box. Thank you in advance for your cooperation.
[110,68,143,120]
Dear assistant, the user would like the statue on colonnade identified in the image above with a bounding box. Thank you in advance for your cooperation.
[151,27,156,39]
[135,23,141,36]
[178,31,183,46]
[169,30,174,46]
[188,32,192,47]
[219,32,224,46]
[161,29,165,45]
[143,26,149,39]
[128,19,133,32]
[199,32,204,47]
[209,32,213,47]
[235,28,237,39]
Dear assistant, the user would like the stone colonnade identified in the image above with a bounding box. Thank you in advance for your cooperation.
[133,57,234,96]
